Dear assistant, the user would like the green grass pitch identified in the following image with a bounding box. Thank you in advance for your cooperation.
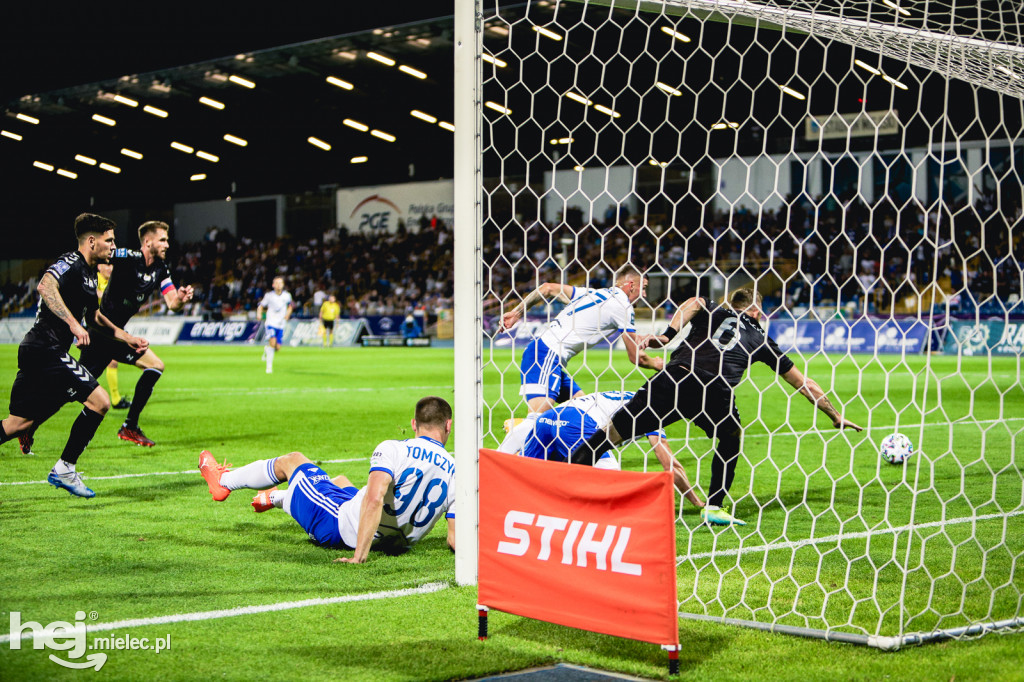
[1,344,1022,680]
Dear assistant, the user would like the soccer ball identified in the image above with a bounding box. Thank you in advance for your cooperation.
[880,433,914,465]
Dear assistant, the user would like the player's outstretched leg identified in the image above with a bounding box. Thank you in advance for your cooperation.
[199,451,233,501]
[48,387,109,499]
[699,424,746,527]
[118,354,164,447]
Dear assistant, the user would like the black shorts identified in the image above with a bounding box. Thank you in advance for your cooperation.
[9,344,100,420]
[610,364,742,443]
[78,329,146,377]
[322,319,335,331]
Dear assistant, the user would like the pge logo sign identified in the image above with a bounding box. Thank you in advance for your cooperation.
[351,194,402,231]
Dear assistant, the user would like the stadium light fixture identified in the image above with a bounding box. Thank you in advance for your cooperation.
[190,173,206,181]
[487,25,509,37]
[350,156,368,164]
[326,76,354,90]
[343,118,369,132]
[370,130,396,142]
[223,134,248,147]
[854,59,882,76]
[113,94,139,107]
[655,82,683,96]
[308,136,331,151]
[120,148,143,160]
[196,150,220,162]
[56,168,77,179]
[881,74,910,90]
[33,161,54,172]
[484,101,512,115]
[711,121,740,130]
[532,26,563,41]
[334,50,358,61]
[92,114,116,126]
[1,130,22,141]
[648,159,669,167]
[367,52,396,66]
[74,154,97,165]
[410,110,438,124]
[779,84,807,100]
[593,103,621,118]
[399,65,428,79]
[573,165,585,172]
[228,74,255,89]
[16,113,40,124]
[199,96,226,110]
[660,26,691,42]
[143,105,168,118]
[565,92,593,106]
[549,137,574,145]
[881,0,912,16]
[438,121,455,132]
[170,141,195,153]
[98,162,121,173]
[482,53,508,68]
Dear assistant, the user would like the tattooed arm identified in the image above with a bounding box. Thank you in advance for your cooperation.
[37,273,89,346]
[781,365,863,431]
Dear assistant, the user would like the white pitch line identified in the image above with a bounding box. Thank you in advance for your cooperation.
[162,385,452,396]
[679,509,1024,562]
[0,582,449,644]
[0,458,368,487]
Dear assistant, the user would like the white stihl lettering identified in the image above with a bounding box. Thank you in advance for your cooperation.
[496,511,534,556]
[495,510,642,576]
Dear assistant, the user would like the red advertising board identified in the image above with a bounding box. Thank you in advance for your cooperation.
[477,449,679,646]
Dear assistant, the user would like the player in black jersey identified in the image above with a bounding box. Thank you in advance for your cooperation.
[571,288,862,526]
[0,214,148,497]
[78,221,194,447]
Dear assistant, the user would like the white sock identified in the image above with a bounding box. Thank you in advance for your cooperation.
[52,459,75,475]
[220,457,283,491]
[266,346,275,371]
[497,412,540,454]
[269,489,286,509]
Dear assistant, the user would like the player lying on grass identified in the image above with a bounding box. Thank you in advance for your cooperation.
[498,390,704,509]
[569,288,862,527]
[199,396,455,563]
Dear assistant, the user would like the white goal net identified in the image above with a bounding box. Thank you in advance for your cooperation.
[454,0,1024,648]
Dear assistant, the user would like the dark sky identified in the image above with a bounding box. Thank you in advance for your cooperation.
[0,3,455,102]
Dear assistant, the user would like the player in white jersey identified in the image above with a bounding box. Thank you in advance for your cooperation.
[498,390,704,509]
[257,276,293,373]
[498,265,662,452]
[198,396,455,562]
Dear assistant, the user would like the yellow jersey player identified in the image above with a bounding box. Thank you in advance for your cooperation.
[97,263,130,410]
[319,294,341,347]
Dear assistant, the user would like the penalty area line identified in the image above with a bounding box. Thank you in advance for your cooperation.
[0,457,368,487]
[680,509,1024,562]
[0,582,450,644]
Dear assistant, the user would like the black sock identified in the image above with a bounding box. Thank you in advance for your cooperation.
[60,408,105,465]
[570,429,616,466]
[125,368,162,428]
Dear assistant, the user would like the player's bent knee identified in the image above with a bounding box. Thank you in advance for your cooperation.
[85,388,111,415]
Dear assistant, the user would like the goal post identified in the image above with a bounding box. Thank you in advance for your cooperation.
[457,0,1024,646]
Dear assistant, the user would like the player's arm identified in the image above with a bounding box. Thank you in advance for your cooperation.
[285,300,294,322]
[334,470,392,564]
[781,366,863,431]
[93,310,149,353]
[162,282,194,312]
[646,297,705,349]
[446,516,456,552]
[500,282,574,331]
[37,273,89,346]
[647,434,704,508]
[621,331,664,371]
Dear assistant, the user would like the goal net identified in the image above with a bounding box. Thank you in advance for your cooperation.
[454,0,1024,649]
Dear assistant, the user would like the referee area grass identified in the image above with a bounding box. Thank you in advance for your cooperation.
[1,344,1022,680]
